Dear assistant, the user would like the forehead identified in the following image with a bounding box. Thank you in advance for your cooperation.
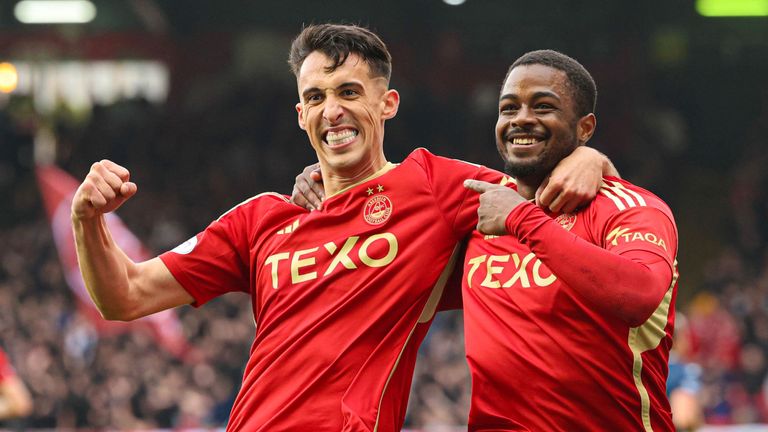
[501,64,570,98]
[298,51,374,89]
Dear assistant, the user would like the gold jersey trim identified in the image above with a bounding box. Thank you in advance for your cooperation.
[277,219,300,234]
[373,244,461,431]
[216,192,289,221]
[326,162,398,199]
[500,176,516,186]
[627,260,678,431]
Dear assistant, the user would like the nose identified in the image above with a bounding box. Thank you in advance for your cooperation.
[322,94,344,124]
[510,104,536,128]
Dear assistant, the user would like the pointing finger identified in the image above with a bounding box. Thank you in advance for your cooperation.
[463,179,495,193]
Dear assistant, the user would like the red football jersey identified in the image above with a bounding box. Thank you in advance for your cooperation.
[0,348,15,383]
[463,178,678,431]
[160,148,503,431]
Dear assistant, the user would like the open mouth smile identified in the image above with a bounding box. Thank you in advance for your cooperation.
[324,128,359,147]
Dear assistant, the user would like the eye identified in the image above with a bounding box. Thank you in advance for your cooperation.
[340,88,359,97]
[499,104,518,114]
[305,93,323,104]
[534,103,555,111]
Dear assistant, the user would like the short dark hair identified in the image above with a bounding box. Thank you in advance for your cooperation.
[505,50,597,117]
[288,24,392,82]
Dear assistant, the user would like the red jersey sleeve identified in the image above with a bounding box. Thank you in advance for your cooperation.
[409,148,508,241]
[506,195,678,326]
[160,193,288,307]
[0,348,15,382]
[601,207,677,273]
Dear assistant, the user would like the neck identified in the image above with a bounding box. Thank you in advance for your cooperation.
[321,157,388,197]
[513,173,547,201]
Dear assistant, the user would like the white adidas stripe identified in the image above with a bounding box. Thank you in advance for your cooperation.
[600,180,647,210]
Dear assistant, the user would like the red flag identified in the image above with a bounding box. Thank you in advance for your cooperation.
[36,164,192,360]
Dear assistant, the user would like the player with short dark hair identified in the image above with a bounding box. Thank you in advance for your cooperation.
[505,49,597,116]
[71,25,612,431]
[463,50,678,430]
[288,23,392,82]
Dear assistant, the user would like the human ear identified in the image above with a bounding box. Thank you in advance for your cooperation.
[577,113,596,145]
[296,102,306,130]
[381,89,400,120]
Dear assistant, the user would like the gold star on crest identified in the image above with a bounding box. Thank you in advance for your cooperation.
[366,187,374,195]
[376,184,384,192]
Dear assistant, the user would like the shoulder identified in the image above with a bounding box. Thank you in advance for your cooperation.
[406,147,483,169]
[216,192,293,222]
[405,147,506,184]
[595,177,674,219]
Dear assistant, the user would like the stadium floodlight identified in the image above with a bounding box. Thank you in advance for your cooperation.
[0,63,19,93]
[696,0,768,16]
[443,0,467,5]
[14,0,96,24]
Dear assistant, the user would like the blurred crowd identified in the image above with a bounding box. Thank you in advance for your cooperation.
[0,54,768,430]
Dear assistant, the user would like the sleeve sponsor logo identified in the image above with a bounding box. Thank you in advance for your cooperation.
[606,226,667,251]
[263,233,398,289]
[171,235,198,255]
[465,252,556,289]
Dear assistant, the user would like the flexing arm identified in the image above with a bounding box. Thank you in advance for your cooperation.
[0,376,32,420]
[464,180,672,327]
[537,146,620,213]
[71,160,193,321]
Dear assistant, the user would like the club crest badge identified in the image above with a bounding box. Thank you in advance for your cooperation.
[555,213,576,231]
[363,194,393,225]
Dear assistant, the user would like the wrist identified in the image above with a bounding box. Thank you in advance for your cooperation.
[504,201,537,236]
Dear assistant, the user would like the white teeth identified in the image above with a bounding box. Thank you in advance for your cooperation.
[512,137,540,145]
[326,129,358,146]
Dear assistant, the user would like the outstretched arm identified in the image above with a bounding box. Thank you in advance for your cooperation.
[537,146,620,213]
[72,160,193,321]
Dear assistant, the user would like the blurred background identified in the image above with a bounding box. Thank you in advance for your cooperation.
[1,0,768,430]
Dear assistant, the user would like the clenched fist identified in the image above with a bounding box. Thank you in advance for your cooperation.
[71,160,137,220]
[463,179,528,236]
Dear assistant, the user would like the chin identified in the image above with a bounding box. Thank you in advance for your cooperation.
[503,154,541,176]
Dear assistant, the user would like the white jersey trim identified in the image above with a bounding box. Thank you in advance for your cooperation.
[216,192,289,222]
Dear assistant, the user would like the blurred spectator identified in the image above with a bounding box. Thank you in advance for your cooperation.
[668,314,704,431]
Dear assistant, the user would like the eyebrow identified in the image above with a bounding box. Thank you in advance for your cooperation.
[302,82,364,100]
[499,90,561,103]
[338,82,363,90]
